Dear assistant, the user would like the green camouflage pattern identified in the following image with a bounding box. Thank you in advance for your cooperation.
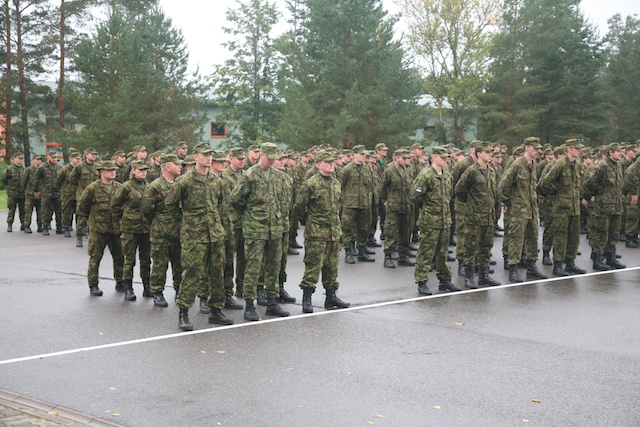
[78,180,122,234]
[414,228,451,284]
[413,165,452,230]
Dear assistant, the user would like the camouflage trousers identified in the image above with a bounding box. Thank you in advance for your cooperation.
[150,237,182,293]
[87,232,123,287]
[455,207,468,260]
[542,214,554,252]
[588,214,621,255]
[342,207,371,248]
[224,228,246,297]
[383,210,411,255]
[502,211,511,259]
[61,197,76,229]
[463,223,494,268]
[414,227,451,284]
[551,214,580,262]
[223,238,235,296]
[300,239,340,290]
[177,241,225,310]
[6,196,25,225]
[23,197,41,228]
[289,210,299,244]
[370,201,379,237]
[624,202,639,236]
[244,237,282,300]
[506,216,539,265]
[40,196,61,228]
[120,232,151,280]
[279,232,288,285]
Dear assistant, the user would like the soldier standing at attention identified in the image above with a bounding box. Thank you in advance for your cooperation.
[340,144,375,264]
[230,142,290,321]
[379,149,415,268]
[498,137,548,283]
[70,148,100,247]
[412,147,461,296]
[622,149,640,247]
[113,150,127,183]
[175,142,188,174]
[373,143,389,241]
[146,151,162,183]
[295,150,350,313]
[166,142,234,331]
[77,161,124,297]
[582,143,626,271]
[111,161,152,301]
[57,152,82,237]
[34,151,63,236]
[142,154,184,307]
[222,148,247,298]
[22,154,43,234]
[2,152,26,232]
[243,144,260,170]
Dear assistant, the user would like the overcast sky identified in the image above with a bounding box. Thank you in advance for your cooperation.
[158,0,639,77]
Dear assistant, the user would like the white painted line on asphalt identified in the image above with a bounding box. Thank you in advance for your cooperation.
[1,265,639,366]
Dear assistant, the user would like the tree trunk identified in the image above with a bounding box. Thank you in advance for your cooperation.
[15,1,30,166]
[3,0,12,163]
[59,0,67,161]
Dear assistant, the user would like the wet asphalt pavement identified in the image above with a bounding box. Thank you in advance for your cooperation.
[1,210,640,426]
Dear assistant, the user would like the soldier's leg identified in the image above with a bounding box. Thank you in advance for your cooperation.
[7,196,17,225]
[463,225,480,269]
[383,211,399,254]
[87,232,108,287]
[17,198,25,228]
[137,233,151,280]
[243,238,266,301]
[605,215,622,254]
[321,240,340,289]
[356,208,371,248]
[624,202,639,237]
[565,215,581,260]
[552,215,569,262]
[169,238,183,293]
[234,228,245,296]
[61,197,73,229]
[477,225,494,269]
[507,217,526,265]
[542,214,554,252]
[502,212,511,260]
[107,233,124,282]
[34,199,42,229]
[263,238,283,299]
[341,208,356,248]
[397,212,412,255]
[455,208,467,261]
[279,232,288,285]
[53,197,62,230]
[587,214,607,254]
[207,242,226,310]
[23,197,34,228]
[177,242,207,309]
[300,239,325,289]
[415,228,438,284]
[120,232,137,280]
[434,229,453,281]
[378,201,386,235]
[370,202,379,238]
[524,218,539,260]
[223,238,235,297]
[150,238,170,294]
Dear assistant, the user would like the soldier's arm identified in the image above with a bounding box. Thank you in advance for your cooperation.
[294,181,311,225]
[412,172,430,207]
[77,186,93,218]
[55,167,66,189]
[110,185,127,220]
[1,167,10,185]
[229,174,250,214]
[624,165,640,196]
[454,168,473,203]
[69,164,80,187]
[581,164,603,201]
[498,164,517,208]
[142,184,159,222]
[377,169,389,204]
[537,162,561,196]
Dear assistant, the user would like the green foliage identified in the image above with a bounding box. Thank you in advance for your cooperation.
[0,190,6,210]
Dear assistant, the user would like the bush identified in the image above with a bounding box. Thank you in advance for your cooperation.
[0,162,7,191]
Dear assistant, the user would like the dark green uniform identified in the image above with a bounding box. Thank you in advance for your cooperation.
[22,164,42,230]
[2,161,25,229]
[622,160,640,242]
[57,163,77,231]
[70,160,99,234]
[451,155,474,262]
[340,161,374,251]
[222,166,246,297]
[378,162,413,256]
[34,161,62,231]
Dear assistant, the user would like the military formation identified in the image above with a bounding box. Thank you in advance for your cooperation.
[3,136,640,331]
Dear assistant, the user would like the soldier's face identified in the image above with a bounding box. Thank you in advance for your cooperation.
[132,169,147,180]
[70,157,81,166]
[138,151,148,161]
[353,152,365,164]
[85,153,97,162]
[101,169,116,182]
[210,160,226,174]
[317,160,334,176]
[48,155,57,165]
[14,157,23,166]
[33,159,41,167]
[609,149,623,161]
[432,154,447,168]
[115,155,125,166]
[228,156,245,170]
[177,147,188,157]
[195,152,212,168]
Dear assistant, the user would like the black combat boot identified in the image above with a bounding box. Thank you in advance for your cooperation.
[244,299,259,321]
[153,292,168,307]
[457,260,465,277]
[552,261,569,277]
[89,285,103,296]
[447,253,456,262]
[142,278,152,297]
[7,224,12,232]
[398,253,416,267]
[178,308,193,331]
[564,258,586,274]
[364,246,376,255]
[542,250,552,266]
[509,265,524,283]
[345,247,356,264]
[290,238,303,249]
[625,235,638,248]
[438,280,461,292]
[224,295,243,310]
[517,256,528,268]
[526,260,548,279]
[474,265,494,274]
[115,281,125,292]
[278,284,296,303]
[366,235,382,247]
[24,226,32,234]
[503,256,509,270]
[449,235,456,246]
[56,226,63,234]
[124,279,136,301]
[605,253,626,269]
[288,246,300,255]
[478,267,501,286]
[417,281,432,295]
[464,266,477,289]
[76,233,83,247]
[383,254,395,268]
[265,298,290,317]
[42,226,50,236]
[302,287,314,313]
[592,254,611,271]
[63,227,71,238]
[208,308,234,325]
[256,286,268,306]
[380,232,385,241]
[37,225,43,233]
[325,288,350,309]
[357,246,375,262]
[199,296,210,313]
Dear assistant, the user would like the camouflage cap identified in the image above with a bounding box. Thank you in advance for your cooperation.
[32,154,43,160]
[13,152,24,158]
[410,142,423,150]
[543,147,553,156]
[138,145,148,152]
[228,147,246,159]
[113,150,126,157]
[259,142,278,159]
[475,141,492,152]
[47,150,58,157]
[132,145,141,151]
[352,145,367,154]
[96,160,118,170]
[553,145,566,156]
[431,146,450,157]
[607,142,622,152]
[193,142,213,154]
[393,148,408,158]
[247,144,260,152]
[130,160,149,170]
[513,146,525,156]
[161,153,182,165]
[469,140,482,149]
[176,141,188,149]
[315,150,337,162]
[564,138,584,149]
[375,143,388,151]
[85,147,98,155]
[183,155,196,165]
[69,151,81,159]
[341,149,352,156]
[211,150,227,162]
[523,137,542,149]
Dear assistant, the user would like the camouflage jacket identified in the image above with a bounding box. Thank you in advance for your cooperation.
[166,168,226,244]
[451,155,474,215]
[340,162,374,209]
[34,163,61,198]
[537,157,582,216]
[455,163,499,226]
[22,165,39,199]
[70,160,99,200]
[412,165,452,230]
[142,176,182,242]
[146,163,161,183]
[2,163,25,198]
[498,157,539,220]
[582,156,624,215]
[295,173,342,241]
[56,163,77,200]
[623,159,640,197]
[115,163,127,183]
[78,180,122,234]
[277,169,293,231]
[110,178,150,234]
[230,164,284,240]
[378,163,412,214]
[221,167,244,231]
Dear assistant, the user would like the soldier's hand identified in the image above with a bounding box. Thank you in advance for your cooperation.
[631,195,638,206]
[34,192,41,199]
[581,199,589,208]
[503,206,509,214]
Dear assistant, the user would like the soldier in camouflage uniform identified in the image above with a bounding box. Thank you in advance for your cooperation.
[142,154,183,307]
[455,141,502,289]
[412,147,461,296]
[22,154,43,233]
[450,142,478,275]
[408,143,425,244]
[537,139,587,276]
[230,142,290,321]
[373,143,389,241]
[498,137,548,283]
[34,151,62,235]
[623,150,640,247]
[243,144,260,170]
[77,161,124,297]
[340,144,375,263]
[70,148,100,247]
[378,149,415,268]
[2,153,25,232]
[582,143,626,271]
[113,151,127,183]
[295,150,350,313]
[166,142,234,331]
[57,152,82,237]
[146,151,162,183]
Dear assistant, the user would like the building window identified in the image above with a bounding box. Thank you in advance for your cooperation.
[46,118,76,132]
[210,122,227,139]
